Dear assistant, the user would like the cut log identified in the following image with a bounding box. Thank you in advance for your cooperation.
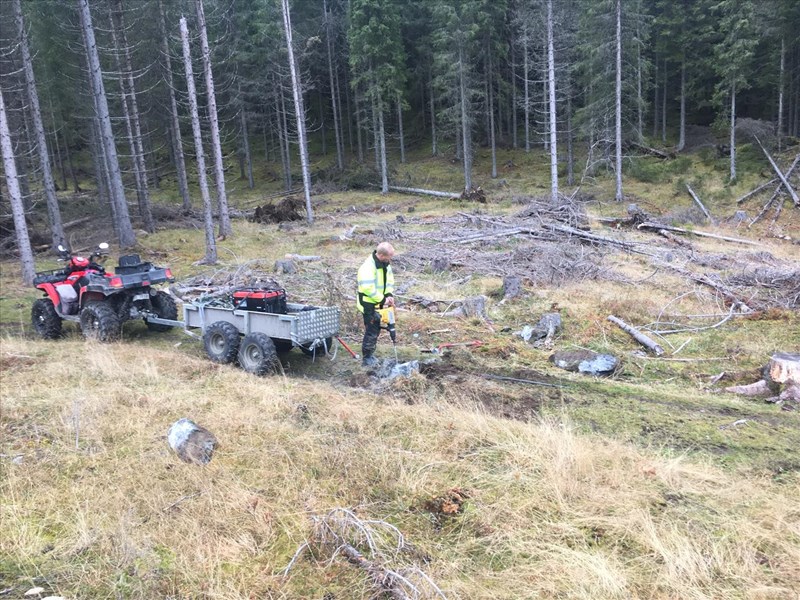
[607,315,664,356]
[386,185,458,198]
[284,253,320,261]
[766,352,800,385]
[724,380,772,397]
[686,184,716,224]
[638,222,763,246]
[754,137,799,206]
[657,228,694,248]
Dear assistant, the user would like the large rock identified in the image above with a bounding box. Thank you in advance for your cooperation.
[549,349,619,376]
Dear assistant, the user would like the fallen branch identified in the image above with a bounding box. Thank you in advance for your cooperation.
[656,228,694,248]
[608,315,664,356]
[544,223,651,255]
[736,178,778,204]
[629,142,676,159]
[754,137,799,206]
[284,253,320,262]
[386,185,458,198]
[656,263,754,310]
[637,222,762,246]
[686,184,716,224]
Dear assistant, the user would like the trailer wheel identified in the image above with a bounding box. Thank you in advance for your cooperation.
[31,298,63,339]
[272,338,294,353]
[238,333,279,376]
[146,291,178,332]
[203,321,240,364]
[299,337,333,357]
[80,302,122,342]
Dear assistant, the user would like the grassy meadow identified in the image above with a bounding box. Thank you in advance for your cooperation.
[2,139,799,599]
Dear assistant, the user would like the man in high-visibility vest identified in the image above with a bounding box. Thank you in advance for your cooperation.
[356,242,395,366]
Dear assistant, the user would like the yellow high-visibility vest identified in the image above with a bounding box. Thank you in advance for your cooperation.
[356,252,394,312]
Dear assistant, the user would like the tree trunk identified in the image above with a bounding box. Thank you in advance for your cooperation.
[372,94,380,169]
[729,82,736,181]
[78,0,136,248]
[523,32,530,153]
[397,93,405,164]
[324,0,344,171]
[777,37,785,151]
[661,58,667,143]
[195,0,232,238]
[458,43,472,191]
[378,96,389,194]
[677,58,686,152]
[547,0,558,203]
[429,76,437,156]
[355,91,364,163]
[636,20,643,142]
[511,43,518,149]
[614,0,623,202]
[14,0,65,248]
[0,87,36,285]
[110,5,155,233]
[487,44,497,179]
[567,91,574,186]
[158,0,191,212]
[180,16,217,265]
[280,0,314,224]
[652,56,659,138]
[239,84,254,189]
[278,81,293,191]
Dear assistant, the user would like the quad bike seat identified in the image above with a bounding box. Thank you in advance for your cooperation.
[116,254,153,275]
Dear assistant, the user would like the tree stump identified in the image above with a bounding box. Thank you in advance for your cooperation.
[275,259,297,274]
[431,257,451,273]
[502,275,522,301]
[168,419,218,465]
[765,352,800,387]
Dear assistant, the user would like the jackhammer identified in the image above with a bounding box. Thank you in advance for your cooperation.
[377,306,398,362]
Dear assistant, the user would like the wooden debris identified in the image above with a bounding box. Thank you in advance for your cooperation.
[754,137,799,206]
[607,315,664,356]
[442,295,488,319]
[285,253,320,262]
[167,419,218,465]
[501,275,522,301]
[274,259,296,274]
[724,380,772,397]
[544,223,650,254]
[638,222,763,246]
[737,178,779,204]
[387,185,457,198]
[657,228,694,248]
[766,352,800,386]
[687,184,716,223]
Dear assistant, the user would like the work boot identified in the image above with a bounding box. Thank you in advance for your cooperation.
[362,355,379,367]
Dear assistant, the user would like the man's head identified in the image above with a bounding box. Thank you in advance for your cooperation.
[375,242,395,263]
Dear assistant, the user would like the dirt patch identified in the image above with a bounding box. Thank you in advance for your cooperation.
[250,197,304,223]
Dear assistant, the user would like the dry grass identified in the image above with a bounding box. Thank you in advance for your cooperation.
[2,335,799,599]
[2,148,800,598]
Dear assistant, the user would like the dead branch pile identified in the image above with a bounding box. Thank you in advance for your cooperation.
[459,187,486,202]
[284,508,447,600]
[171,264,282,303]
[724,268,800,309]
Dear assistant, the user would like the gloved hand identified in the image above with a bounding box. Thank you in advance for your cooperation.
[385,296,395,307]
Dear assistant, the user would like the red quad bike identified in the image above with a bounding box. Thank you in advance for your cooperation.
[32,243,177,342]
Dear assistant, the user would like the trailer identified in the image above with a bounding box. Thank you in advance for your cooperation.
[147,300,341,375]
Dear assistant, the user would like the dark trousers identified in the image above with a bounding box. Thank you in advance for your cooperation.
[361,305,382,357]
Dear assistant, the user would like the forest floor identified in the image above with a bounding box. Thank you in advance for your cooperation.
[1,141,799,599]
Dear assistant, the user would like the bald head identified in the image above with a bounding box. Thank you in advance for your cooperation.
[376,242,395,262]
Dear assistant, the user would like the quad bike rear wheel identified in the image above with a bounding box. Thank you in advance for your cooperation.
[203,321,240,364]
[146,291,178,332]
[238,333,279,376]
[80,302,122,342]
[31,298,62,339]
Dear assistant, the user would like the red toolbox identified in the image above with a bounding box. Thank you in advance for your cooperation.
[233,288,287,314]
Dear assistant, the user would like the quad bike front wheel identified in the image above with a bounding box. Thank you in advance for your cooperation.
[31,298,63,339]
[238,333,279,376]
[203,321,240,364]
[146,291,178,332]
[80,302,122,342]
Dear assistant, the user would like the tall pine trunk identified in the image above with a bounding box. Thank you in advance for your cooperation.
[239,83,254,189]
[487,46,497,179]
[0,87,36,285]
[523,33,530,153]
[547,0,558,202]
[397,93,405,164]
[677,59,686,152]
[458,43,472,191]
[14,0,65,248]
[614,0,623,202]
[78,0,136,248]
[777,37,785,151]
[429,77,437,156]
[511,44,518,149]
[378,96,389,194]
[195,0,232,238]
[280,0,314,224]
[324,0,344,170]
[729,82,736,181]
[158,0,190,211]
[180,16,216,265]
[661,58,667,143]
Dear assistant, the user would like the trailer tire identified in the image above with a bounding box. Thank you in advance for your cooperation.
[80,302,122,342]
[272,338,294,353]
[238,333,279,376]
[31,298,63,339]
[299,337,333,357]
[204,321,240,364]
[146,291,178,332]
